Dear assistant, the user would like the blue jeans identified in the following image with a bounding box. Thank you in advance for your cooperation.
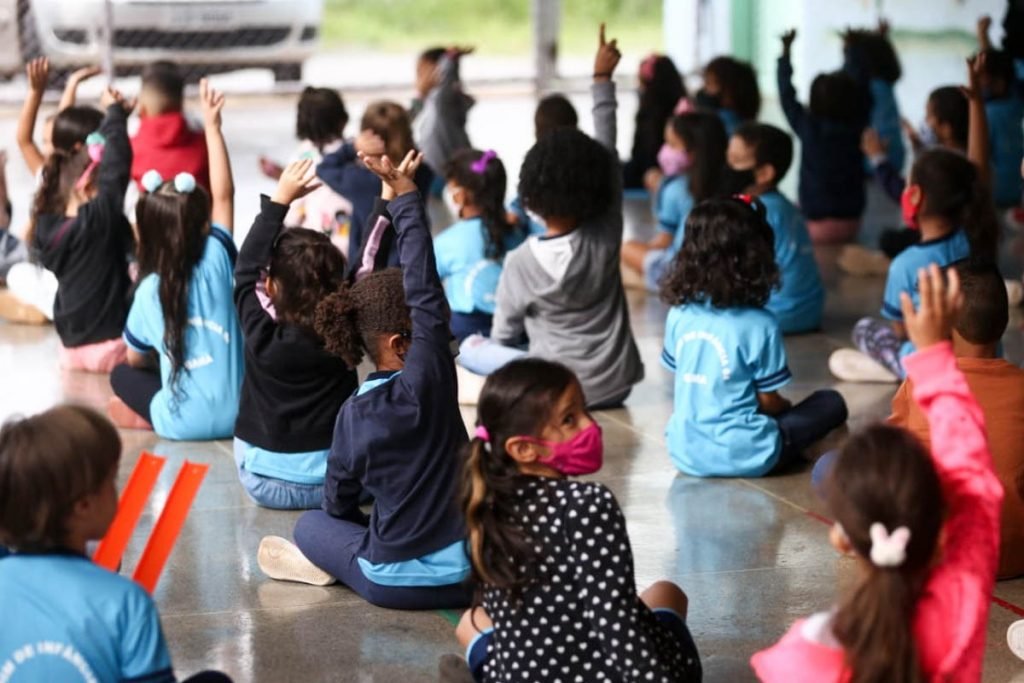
[457,336,528,376]
[773,390,848,472]
[232,439,324,510]
[293,510,472,610]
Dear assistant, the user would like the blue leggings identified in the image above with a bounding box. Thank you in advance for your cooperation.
[293,511,472,610]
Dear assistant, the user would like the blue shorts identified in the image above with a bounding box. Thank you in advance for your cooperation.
[643,248,675,293]
[465,608,699,681]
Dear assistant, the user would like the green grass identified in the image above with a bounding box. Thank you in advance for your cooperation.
[321,0,663,54]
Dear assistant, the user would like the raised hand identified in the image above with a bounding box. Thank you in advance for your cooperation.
[900,264,963,350]
[68,65,102,85]
[963,52,987,101]
[594,23,621,81]
[199,78,225,130]
[100,86,136,114]
[781,29,797,54]
[878,18,891,37]
[861,128,887,159]
[26,58,49,93]
[449,45,475,58]
[272,158,321,205]
[354,129,386,158]
[358,149,423,198]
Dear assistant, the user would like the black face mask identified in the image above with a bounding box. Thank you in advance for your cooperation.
[721,167,757,195]
[694,89,722,111]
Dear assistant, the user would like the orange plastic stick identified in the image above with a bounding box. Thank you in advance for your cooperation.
[93,452,165,571]
[132,461,209,593]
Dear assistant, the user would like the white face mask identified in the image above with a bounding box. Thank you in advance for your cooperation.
[443,185,462,220]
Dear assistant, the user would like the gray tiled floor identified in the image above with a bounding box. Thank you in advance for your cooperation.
[3,91,1024,682]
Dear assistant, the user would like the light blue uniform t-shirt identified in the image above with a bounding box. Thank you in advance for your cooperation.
[655,175,694,253]
[507,195,545,236]
[0,552,173,683]
[869,79,905,174]
[759,191,825,334]
[124,225,244,441]
[662,303,791,477]
[881,229,970,359]
[240,441,329,485]
[434,217,525,315]
[986,96,1024,207]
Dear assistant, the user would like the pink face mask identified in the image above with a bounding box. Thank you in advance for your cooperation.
[524,422,604,476]
[657,144,691,177]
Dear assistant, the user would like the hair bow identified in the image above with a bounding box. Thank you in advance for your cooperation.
[869,522,911,568]
[639,54,659,83]
[74,132,106,190]
[474,425,491,442]
[141,169,164,193]
[471,150,497,174]
[173,172,196,194]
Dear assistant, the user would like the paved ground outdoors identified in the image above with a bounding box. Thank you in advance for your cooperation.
[2,66,1024,682]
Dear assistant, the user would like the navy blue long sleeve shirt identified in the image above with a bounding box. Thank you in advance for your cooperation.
[322,191,468,564]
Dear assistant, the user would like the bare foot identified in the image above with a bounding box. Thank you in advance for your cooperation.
[106,396,153,431]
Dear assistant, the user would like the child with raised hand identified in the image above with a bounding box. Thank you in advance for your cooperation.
[232,158,356,510]
[621,111,727,292]
[257,150,472,610]
[725,123,824,334]
[460,25,643,409]
[752,264,1002,683]
[21,85,136,372]
[455,359,702,682]
[411,45,475,185]
[661,197,847,477]
[778,29,870,244]
[437,148,525,341]
[695,56,761,135]
[109,80,243,440]
[0,406,231,683]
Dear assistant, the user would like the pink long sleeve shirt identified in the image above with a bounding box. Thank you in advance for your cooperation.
[750,342,1004,683]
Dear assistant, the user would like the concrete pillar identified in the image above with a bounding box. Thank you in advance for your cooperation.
[533,0,560,94]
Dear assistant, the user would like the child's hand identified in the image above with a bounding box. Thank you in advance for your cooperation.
[26,58,49,93]
[644,167,663,193]
[358,149,423,198]
[272,158,321,206]
[354,129,386,158]
[978,15,992,38]
[901,117,924,152]
[963,52,987,101]
[100,86,136,114]
[594,23,621,81]
[861,128,887,159]
[449,45,475,59]
[68,65,101,85]
[900,263,962,350]
[781,29,797,54]
[199,78,225,130]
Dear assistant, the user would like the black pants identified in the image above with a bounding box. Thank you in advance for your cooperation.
[110,364,161,423]
[772,389,849,472]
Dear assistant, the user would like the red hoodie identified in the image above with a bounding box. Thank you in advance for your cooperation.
[130,111,209,191]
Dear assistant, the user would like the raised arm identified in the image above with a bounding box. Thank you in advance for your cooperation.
[58,66,101,111]
[17,58,49,175]
[95,87,135,205]
[964,54,992,188]
[591,23,620,153]
[977,15,994,52]
[777,31,807,136]
[200,79,234,233]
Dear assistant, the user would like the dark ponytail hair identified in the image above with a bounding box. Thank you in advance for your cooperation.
[268,229,346,335]
[28,106,104,246]
[910,148,999,263]
[135,183,212,397]
[444,149,519,260]
[639,55,687,120]
[313,268,410,367]
[462,358,579,600]
[825,425,944,683]
[671,112,728,203]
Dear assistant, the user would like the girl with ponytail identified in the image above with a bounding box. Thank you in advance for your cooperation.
[754,264,1002,683]
[109,80,243,441]
[435,148,525,341]
[455,358,702,682]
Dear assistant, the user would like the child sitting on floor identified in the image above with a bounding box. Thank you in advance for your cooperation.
[256,150,471,611]
[456,359,702,682]
[725,122,824,334]
[695,55,761,136]
[109,81,243,440]
[660,197,847,477]
[0,405,230,682]
[458,25,644,409]
[436,149,525,342]
[753,265,1002,683]
[778,29,870,244]
[232,158,357,510]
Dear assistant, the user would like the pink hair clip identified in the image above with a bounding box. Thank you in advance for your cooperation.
[673,97,695,116]
[471,150,497,174]
[474,425,491,442]
[639,54,659,83]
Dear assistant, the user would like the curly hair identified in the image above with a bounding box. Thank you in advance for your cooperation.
[445,149,520,260]
[517,128,613,224]
[660,197,779,309]
[269,228,346,335]
[534,94,578,139]
[314,268,410,367]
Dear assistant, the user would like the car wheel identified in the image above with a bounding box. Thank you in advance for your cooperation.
[272,63,302,82]
[16,0,40,60]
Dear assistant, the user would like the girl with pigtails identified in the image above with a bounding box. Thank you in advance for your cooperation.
[454,358,702,682]
[108,80,243,441]
[753,265,1003,682]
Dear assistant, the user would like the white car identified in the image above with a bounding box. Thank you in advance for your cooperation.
[13,0,322,81]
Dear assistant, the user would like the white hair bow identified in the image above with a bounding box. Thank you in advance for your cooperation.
[869,523,911,568]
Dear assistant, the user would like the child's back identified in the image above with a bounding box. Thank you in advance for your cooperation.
[985,93,1024,206]
[760,191,824,332]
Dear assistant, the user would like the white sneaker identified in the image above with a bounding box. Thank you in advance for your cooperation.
[1006,279,1024,308]
[1008,619,1024,661]
[456,363,486,406]
[828,349,899,383]
[257,536,336,586]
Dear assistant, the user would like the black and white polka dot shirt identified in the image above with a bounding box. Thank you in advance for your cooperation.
[479,479,700,682]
